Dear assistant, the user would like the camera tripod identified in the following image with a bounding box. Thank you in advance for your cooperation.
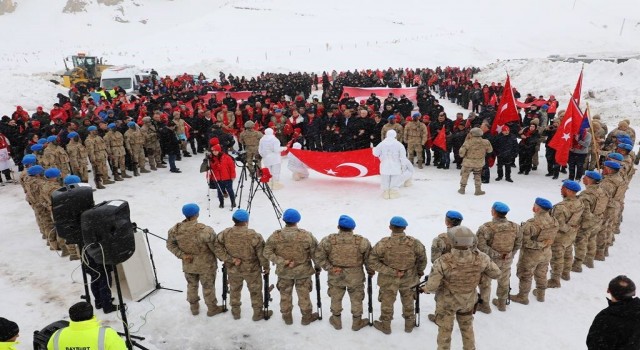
[234,159,283,227]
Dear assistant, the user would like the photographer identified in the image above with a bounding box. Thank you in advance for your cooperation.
[207,145,236,208]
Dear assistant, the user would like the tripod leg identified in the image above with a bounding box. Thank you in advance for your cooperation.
[112,266,133,350]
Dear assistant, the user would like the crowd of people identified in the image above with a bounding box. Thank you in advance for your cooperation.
[1,65,639,350]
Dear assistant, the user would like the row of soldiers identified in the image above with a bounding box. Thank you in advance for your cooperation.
[28,117,166,189]
[164,140,633,349]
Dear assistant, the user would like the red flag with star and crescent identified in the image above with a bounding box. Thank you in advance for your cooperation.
[490,75,519,135]
[548,97,584,166]
[288,148,380,177]
[573,67,583,106]
[433,126,447,150]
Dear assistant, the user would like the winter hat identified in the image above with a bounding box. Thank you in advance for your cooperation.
[604,160,621,170]
[535,197,553,210]
[44,168,61,179]
[31,144,43,152]
[283,208,301,224]
[69,302,94,322]
[244,120,255,128]
[338,215,356,230]
[37,138,47,145]
[562,180,581,192]
[405,116,413,122]
[67,131,79,139]
[607,153,624,161]
[209,137,220,146]
[618,143,633,152]
[530,119,540,126]
[108,123,116,129]
[212,145,222,152]
[492,202,510,214]
[265,128,274,136]
[584,170,602,182]
[28,165,44,176]
[446,210,463,220]
[63,175,81,185]
[470,127,483,137]
[232,209,250,222]
[182,203,200,218]
[502,125,510,133]
[87,125,97,132]
[127,121,136,128]
[47,135,58,143]
[0,317,19,342]
[292,142,302,150]
[22,154,37,165]
[390,216,408,228]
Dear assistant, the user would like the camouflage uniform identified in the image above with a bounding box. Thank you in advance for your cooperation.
[85,133,112,187]
[103,129,129,179]
[512,210,558,303]
[66,139,89,182]
[39,178,67,254]
[575,183,608,269]
[458,131,493,195]
[315,230,372,330]
[263,226,319,325]
[381,122,403,142]
[422,248,501,350]
[239,128,263,172]
[598,171,626,258]
[140,121,163,169]
[476,218,522,311]
[23,172,46,239]
[213,225,270,320]
[368,231,427,333]
[42,144,71,178]
[124,128,149,175]
[549,196,583,286]
[166,219,222,316]
[403,120,427,168]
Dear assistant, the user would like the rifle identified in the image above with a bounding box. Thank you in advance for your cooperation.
[315,269,323,320]
[507,284,511,305]
[222,265,228,312]
[263,272,274,320]
[414,276,428,327]
[367,274,373,326]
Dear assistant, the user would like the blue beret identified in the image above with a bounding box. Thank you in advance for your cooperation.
[63,175,81,185]
[44,168,61,179]
[446,210,463,221]
[37,138,47,145]
[27,165,44,176]
[387,116,395,121]
[604,160,621,170]
[412,112,420,118]
[87,126,97,132]
[283,208,301,224]
[232,209,249,222]
[390,216,408,227]
[67,131,79,139]
[535,197,553,210]
[108,123,116,129]
[608,153,624,161]
[492,202,510,214]
[618,136,632,145]
[22,154,37,165]
[182,203,200,217]
[127,122,136,128]
[618,143,633,151]
[275,109,282,113]
[562,180,581,192]
[47,135,58,143]
[338,215,356,230]
[584,170,602,181]
[31,144,43,151]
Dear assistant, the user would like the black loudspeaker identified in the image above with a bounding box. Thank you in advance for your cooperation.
[51,183,95,244]
[81,200,136,265]
[33,320,69,350]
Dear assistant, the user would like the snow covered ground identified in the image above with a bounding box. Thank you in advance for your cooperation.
[1,0,640,349]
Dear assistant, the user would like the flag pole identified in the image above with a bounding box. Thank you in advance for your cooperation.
[585,102,600,171]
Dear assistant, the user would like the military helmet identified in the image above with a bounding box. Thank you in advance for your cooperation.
[447,226,475,248]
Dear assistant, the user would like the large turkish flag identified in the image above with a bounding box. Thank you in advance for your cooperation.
[288,148,380,177]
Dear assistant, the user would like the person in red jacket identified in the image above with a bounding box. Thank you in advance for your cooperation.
[207,144,237,208]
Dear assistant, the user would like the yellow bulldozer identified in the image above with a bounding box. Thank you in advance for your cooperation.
[60,53,112,88]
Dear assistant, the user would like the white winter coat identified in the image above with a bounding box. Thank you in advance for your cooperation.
[372,130,405,175]
[259,128,282,167]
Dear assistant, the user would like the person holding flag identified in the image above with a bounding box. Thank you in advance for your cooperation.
[567,116,592,181]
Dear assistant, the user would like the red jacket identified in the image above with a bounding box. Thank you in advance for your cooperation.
[207,153,236,181]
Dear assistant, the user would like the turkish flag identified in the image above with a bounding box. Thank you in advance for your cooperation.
[490,75,520,135]
[433,126,447,151]
[288,148,380,178]
[549,97,584,166]
[489,93,498,107]
[573,68,583,106]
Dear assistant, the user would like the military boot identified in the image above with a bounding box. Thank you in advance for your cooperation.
[301,312,319,325]
[121,170,132,178]
[474,186,485,196]
[584,257,595,268]
[427,314,436,323]
[382,190,391,199]
[96,178,106,190]
[373,320,391,335]
[150,164,157,171]
[282,312,293,325]
[510,294,529,305]
[404,318,415,333]
[140,167,150,173]
[113,168,123,181]
[458,185,466,194]
[547,276,561,288]
[231,306,241,320]
[329,314,342,330]
[207,305,224,317]
[351,317,368,331]
[594,249,605,261]
[103,177,115,184]
[60,245,70,258]
[533,288,545,302]
[604,246,609,257]
[252,309,273,321]
[571,261,583,273]
[190,302,199,316]
[156,163,167,168]
[561,271,571,281]
[476,302,492,314]
[133,167,140,176]
[492,298,507,312]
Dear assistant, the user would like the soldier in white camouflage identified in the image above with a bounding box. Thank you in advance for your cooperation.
[422,226,501,350]
[315,215,372,331]
[213,209,271,321]
[369,216,427,334]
